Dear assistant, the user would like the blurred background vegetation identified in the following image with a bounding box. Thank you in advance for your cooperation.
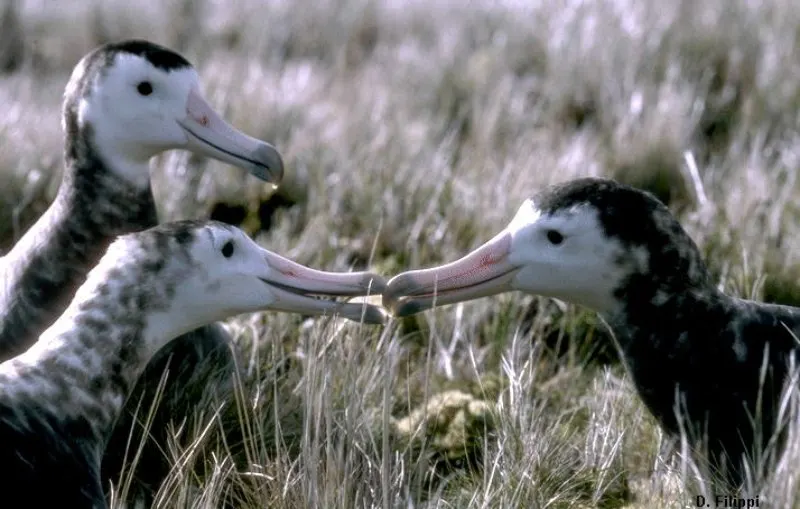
[2,0,800,507]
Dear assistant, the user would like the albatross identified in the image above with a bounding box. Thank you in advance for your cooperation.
[384,177,800,486]
[0,219,385,508]
[0,40,284,499]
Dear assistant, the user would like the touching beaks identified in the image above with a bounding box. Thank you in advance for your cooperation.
[260,248,388,324]
[178,86,284,184]
[383,229,521,317]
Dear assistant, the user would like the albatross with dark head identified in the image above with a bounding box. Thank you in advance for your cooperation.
[0,220,385,508]
[0,40,283,499]
[384,177,800,486]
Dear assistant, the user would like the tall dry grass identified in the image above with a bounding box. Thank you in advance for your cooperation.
[3,0,800,507]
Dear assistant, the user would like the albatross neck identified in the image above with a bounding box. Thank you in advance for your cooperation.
[0,243,186,447]
[0,134,159,362]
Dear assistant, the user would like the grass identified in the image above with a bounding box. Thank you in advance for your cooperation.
[3,0,800,507]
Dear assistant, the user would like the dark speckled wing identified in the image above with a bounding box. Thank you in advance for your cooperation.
[614,291,800,484]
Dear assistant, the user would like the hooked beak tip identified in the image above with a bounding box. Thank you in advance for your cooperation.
[250,143,285,184]
[382,273,417,308]
[363,274,387,294]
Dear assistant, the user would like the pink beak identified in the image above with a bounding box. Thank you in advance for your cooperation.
[260,248,387,324]
[383,230,520,316]
[178,86,284,184]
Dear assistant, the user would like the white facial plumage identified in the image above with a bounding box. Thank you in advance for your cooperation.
[142,225,279,342]
[75,54,200,183]
[67,49,283,188]
[506,199,647,313]
[142,224,386,342]
[384,195,651,317]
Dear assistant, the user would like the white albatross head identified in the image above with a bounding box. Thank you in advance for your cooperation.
[64,40,283,186]
[384,199,633,315]
[126,221,388,339]
[384,178,711,318]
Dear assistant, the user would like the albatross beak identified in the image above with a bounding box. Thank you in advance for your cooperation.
[383,230,521,317]
[178,86,284,184]
[261,249,387,324]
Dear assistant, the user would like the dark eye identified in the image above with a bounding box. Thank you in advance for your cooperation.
[136,81,153,96]
[546,229,564,245]
[221,240,234,258]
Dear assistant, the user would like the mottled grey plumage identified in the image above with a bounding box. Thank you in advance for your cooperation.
[0,39,283,502]
[385,177,800,486]
[0,221,199,508]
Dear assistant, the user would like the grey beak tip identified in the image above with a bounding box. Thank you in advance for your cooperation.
[251,144,285,184]
[383,273,414,304]
[364,274,387,294]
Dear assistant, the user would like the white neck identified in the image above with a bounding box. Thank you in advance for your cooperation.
[91,135,154,190]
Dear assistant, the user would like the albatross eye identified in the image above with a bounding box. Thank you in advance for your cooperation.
[546,229,564,245]
[136,81,153,96]
[221,240,235,258]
